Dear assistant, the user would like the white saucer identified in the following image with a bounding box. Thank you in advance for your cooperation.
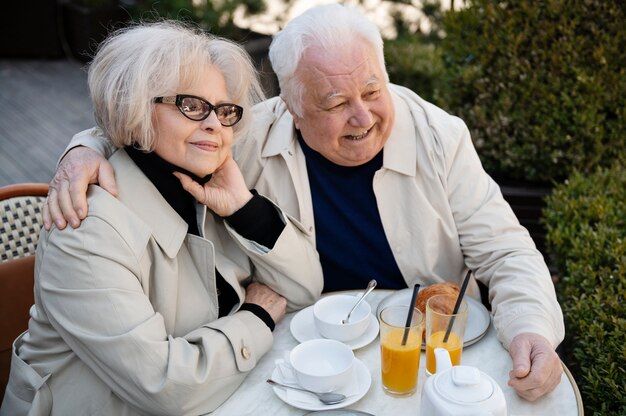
[376,287,491,347]
[270,358,371,411]
[290,305,379,350]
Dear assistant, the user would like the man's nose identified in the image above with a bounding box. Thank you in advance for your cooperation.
[348,100,373,127]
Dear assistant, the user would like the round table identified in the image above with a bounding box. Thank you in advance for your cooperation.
[212,290,583,415]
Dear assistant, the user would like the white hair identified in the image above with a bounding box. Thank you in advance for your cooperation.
[88,21,265,150]
[268,4,388,117]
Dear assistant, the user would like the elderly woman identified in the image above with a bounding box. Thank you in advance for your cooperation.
[0,22,323,415]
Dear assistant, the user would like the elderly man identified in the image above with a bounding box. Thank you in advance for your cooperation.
[44,4,564,402]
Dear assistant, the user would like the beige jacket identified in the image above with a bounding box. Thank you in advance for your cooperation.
[55,84,564,350]
[1,150,323,416]
[234,84,564,350]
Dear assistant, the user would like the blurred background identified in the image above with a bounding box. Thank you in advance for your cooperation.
[0,1,624,413]
[1,0,623,254]
[4,0,621,188]
[0,0,458,185]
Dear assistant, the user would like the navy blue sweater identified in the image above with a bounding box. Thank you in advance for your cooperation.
[297,133,405,292]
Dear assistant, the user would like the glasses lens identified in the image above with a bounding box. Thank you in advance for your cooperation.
[179,96,210,121]
[215,104,243,127]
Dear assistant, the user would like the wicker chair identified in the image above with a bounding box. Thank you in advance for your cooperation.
[0,182,48,401]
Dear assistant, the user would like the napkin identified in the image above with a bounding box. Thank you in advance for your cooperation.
[273,359,361,406]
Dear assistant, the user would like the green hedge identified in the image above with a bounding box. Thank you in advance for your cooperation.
[435,0,625,184]
[129,0,266,40]
[384,38,443,103]
[543,165,626,415]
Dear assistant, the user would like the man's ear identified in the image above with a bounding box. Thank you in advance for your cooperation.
[280,94,301,130]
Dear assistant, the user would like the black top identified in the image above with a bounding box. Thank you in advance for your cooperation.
[126,146,283,330]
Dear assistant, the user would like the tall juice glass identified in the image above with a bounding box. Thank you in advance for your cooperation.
[425,294,468,375]
[379,305,424,396]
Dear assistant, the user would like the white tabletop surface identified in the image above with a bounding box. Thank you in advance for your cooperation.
[212,290,582,416]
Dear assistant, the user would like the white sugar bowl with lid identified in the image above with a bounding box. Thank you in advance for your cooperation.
[421,348,507,416]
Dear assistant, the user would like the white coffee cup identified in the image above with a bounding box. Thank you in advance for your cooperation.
[313,294,371,341]
[289,339,355,393]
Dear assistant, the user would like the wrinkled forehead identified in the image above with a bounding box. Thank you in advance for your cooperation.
[303,38,381,73]
[298,40,384,92]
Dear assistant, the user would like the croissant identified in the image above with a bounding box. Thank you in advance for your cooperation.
[415,282,460,315]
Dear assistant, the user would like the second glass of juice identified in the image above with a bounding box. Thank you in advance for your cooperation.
[425,293,468,375]
[379,305,424,396]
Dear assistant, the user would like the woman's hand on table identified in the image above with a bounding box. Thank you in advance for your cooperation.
[507,332,563,401]
[245,282,287,324]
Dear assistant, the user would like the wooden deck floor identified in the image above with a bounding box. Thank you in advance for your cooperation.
[0,58,96,186]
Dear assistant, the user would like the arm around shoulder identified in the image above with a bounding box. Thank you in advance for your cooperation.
[61,127,118,163]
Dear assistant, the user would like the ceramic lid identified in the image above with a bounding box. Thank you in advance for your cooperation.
[434,366,494,403]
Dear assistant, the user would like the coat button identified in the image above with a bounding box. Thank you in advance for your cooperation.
[241,346,251,359]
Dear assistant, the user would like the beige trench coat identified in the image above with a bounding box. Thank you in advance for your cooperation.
[0,150,323,416]
[57,83,565,351]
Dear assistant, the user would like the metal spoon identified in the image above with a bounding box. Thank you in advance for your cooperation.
[266,379,347,405]
[342,279,377,324]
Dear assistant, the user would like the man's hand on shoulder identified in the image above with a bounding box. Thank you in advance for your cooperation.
[43,146,117,230]
[507,332,563,401]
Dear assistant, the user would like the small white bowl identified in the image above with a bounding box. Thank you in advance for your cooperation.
[313,294,371,342]
[290,339,355,393]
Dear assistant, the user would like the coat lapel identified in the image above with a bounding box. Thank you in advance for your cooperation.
[109,150,188,258]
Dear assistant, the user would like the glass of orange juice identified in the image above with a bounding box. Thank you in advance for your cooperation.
[425,294,468,375]
[379,305,424,396]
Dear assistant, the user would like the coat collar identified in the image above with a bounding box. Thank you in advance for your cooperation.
[109,150,189,258]
[259,97,298,158]
[258,87,417,177]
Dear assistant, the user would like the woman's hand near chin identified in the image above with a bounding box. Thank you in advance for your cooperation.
[174,154,253,217]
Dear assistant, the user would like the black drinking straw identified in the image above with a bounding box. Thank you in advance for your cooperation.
[401,283,421,346]
[443,270,472,343]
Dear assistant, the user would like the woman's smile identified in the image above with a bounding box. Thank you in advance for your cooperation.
[190,140,219,152]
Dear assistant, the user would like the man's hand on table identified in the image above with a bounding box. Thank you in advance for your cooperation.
[507,332,563,401]
[43,146,117,231]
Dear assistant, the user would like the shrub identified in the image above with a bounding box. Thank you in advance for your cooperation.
[384,0,446,103]
[437,1,626,184]
[130,0,266,40]
[543,164,626,415]
[385,38,443,103]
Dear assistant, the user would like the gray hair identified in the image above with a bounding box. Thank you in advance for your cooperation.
[88,21,265,150]
[268,4,388,117]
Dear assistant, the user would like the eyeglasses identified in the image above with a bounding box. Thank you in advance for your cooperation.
[153,94,243,127]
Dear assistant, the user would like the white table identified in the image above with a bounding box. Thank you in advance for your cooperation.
[213,290,583,415]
